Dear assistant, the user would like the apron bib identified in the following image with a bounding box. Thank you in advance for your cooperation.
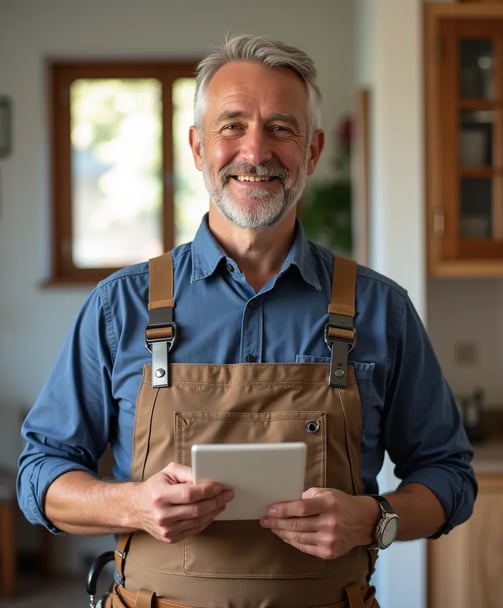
[114,254,377,608]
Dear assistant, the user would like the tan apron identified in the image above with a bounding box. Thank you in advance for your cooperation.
[111,253,378,608]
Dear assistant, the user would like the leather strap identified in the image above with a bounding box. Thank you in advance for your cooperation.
[345,582,366,608]
[146,253,176,388]
[114,533,132,587]
[113,583,201,607]
[325,255,357,388]
[149,252,174,310]
[112,582,374,608]
[136,588,155,608]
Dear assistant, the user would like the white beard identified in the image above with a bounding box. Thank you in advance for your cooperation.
[202,157,308,231]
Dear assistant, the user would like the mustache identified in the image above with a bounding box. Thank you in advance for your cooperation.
[219,161,290,182]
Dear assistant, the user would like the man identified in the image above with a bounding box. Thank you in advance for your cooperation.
[18,35,476,608]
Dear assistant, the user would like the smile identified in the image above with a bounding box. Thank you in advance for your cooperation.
[235,175,274,182]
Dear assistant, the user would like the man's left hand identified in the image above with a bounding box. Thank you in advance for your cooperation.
[259,488,379,559]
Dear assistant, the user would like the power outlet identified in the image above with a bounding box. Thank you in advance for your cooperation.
[454,340,478,366]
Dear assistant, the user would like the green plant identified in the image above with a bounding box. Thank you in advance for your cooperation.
[300,114,353,255]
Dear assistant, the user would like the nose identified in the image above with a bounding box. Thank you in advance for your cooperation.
[239,126,273,166]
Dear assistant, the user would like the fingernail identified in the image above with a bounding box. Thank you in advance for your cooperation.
[223,489,234,501]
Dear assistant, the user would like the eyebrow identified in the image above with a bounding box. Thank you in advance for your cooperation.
[214,110,301,131]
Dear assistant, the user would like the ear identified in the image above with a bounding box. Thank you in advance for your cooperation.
[306,129,325,175]
[189,125,203,171]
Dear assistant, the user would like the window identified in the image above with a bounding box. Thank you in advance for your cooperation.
[49,61,207,284]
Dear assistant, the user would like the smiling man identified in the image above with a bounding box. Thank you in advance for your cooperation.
[190,57,324,292]
[18,35,476,608]
[192,60,320,231]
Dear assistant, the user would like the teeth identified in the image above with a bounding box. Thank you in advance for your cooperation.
[236,175,273,182]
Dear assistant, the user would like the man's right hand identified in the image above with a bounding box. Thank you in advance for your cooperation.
[130,462,234,542]
[44,464,234,540]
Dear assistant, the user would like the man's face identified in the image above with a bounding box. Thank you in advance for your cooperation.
[190,61,323,231]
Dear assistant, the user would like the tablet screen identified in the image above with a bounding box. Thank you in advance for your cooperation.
[191,442,307,520]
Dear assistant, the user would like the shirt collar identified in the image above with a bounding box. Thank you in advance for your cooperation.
[191,214,322,291]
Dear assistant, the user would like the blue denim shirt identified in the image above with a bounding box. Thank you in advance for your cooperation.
[17,216,476,535]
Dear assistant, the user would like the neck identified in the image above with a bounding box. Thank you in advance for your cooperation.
[208,205,296,292]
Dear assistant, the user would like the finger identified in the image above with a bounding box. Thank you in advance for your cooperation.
[163,504,228,542]
[165,480,233,507]
[265,497,319,519]
[260,513,317,533]
[161,461,193,483]
[161,488,234,523]
[268,528,338,560]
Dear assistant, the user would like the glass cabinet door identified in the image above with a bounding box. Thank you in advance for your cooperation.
[459,39,494,100]
[425,5,503,276]
[458,39,498,246]
[442,20,503,259]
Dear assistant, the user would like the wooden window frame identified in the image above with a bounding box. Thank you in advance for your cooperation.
[48,60,197,286]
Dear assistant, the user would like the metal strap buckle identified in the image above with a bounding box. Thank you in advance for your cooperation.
[145,321,177,388]
[324,318,356,388]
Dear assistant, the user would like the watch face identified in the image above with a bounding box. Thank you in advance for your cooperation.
[381,516,399,547]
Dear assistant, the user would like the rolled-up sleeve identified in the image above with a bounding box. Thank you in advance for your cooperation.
[17,289,116,532]
[384,297,477,536]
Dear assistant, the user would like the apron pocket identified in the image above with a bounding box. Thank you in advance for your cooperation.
[174,410,327,578]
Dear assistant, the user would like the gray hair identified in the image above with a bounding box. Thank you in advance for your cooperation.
[194,34,322,136]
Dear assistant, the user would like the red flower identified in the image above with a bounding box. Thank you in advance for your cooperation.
[337,114,353,150]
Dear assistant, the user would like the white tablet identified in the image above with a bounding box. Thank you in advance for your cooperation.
[191,442,307,520]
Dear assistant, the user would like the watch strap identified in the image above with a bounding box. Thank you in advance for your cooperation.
[373,494,394,515]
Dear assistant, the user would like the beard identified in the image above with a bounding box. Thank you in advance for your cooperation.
[202,156,308,231]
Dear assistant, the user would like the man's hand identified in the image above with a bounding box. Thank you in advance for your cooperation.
[44,464,234,540]
[259,488,378,559]
[129,462,234,543]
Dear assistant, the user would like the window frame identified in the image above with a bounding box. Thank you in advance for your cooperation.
[48,60,197,285]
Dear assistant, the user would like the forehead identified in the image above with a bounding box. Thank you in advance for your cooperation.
[205,61,309,122]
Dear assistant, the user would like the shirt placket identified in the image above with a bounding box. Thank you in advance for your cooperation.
[240,296,263,363]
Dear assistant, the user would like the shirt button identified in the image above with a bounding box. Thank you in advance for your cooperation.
[226,263,235,273]
[249,299,258,309]
[246,354,257,363]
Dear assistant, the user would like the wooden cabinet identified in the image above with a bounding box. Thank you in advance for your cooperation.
[428,474,503,608]
[425,4,503,276]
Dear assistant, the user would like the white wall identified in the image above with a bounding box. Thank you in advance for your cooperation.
[427,278,503,405]
[353,1,426,607]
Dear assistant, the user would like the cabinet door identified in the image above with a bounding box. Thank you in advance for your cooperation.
[466,476,503,607]
[428,475,503,608]
[425,6,503,276]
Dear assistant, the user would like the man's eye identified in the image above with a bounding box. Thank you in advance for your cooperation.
[221,124,242,134]
[270,125,293,135]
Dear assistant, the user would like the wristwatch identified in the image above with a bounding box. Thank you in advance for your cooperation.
[367,495,400,549]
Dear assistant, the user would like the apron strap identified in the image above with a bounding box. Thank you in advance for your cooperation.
[325,255,357,388]
[344,582,366,608]
[114,532,133,586]
[146,252,176,388]
[146,251,358,389]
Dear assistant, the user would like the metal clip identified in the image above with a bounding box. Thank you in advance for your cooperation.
[324,322,356,388]
[145,321,177,388]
